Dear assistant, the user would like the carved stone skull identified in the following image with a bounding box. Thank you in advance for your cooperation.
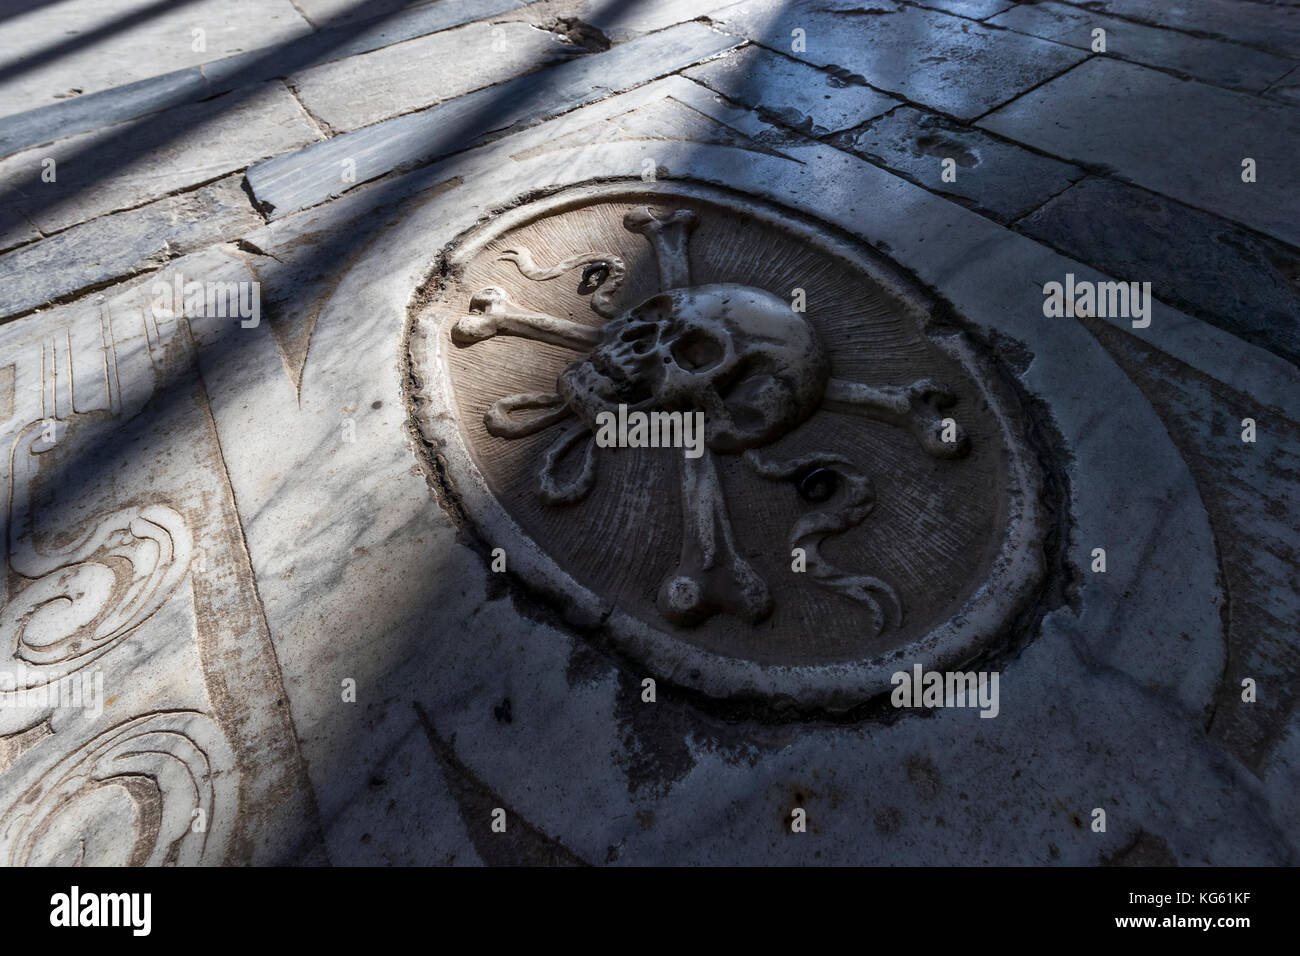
[557,284,829,453]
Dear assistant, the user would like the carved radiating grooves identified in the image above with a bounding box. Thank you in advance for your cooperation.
[0,712,236,866]
[449,204,972,630]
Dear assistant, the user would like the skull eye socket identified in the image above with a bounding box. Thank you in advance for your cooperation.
[671,330,724,372]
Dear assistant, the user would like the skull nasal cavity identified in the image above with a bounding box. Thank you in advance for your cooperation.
[619,324,657,355]
[672,330,724,371]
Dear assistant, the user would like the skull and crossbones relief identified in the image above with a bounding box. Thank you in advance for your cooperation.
[452,206,970,634]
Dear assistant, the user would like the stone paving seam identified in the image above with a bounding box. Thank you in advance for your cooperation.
[986,1,1298,95]
[1050,0,1300,60]
[0,0,525,159]
[244,21,744,219]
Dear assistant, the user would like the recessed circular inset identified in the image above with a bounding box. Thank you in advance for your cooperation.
[408,181,1048,710]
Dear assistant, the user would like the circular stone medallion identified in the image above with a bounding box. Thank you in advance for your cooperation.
[408,182,1047,710]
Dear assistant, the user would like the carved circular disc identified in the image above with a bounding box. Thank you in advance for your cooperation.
[408,182,1048,710]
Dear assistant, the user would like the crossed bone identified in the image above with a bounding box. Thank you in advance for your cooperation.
[453,206,969,629]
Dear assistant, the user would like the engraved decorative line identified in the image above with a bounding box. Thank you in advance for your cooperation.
[1,420,193,687]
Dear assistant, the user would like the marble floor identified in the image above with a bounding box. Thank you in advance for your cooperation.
[0,0,1296,865]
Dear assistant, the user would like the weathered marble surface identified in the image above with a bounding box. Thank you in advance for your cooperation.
[0,0,522,158]
[990,2,1296,93]
[244,22,742,218]
[0,0,1296,867]
[1086,0,1300,60]
[0,176,262,319]
[979,57,1300,248]
[0,0,312,118]
[685,44,900,135]
[0,81,321,235]
[710,0,1090,120]
[287,19,580,132]
[837,105,1084,222]
[1019,176,1300,366]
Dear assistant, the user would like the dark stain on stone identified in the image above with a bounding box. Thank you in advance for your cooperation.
[1105,830,1179,867]
[413,701,587,865]
[985,327,1035,376]
[916,133,978,167]
[493,697,513,724]
[874,805,903,834]
[824,64,869,86]
[906,753,941,800]
[542,16,611,52]
[815,5,897,15]
[564,638,616,688]
[612,670,698,798]
[781,784,819,833]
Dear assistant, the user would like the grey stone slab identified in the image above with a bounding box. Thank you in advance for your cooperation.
[1018,176,1300,367]
[0,81,321,235]
[245,22,743,218]
[989,1,1296,92]
[288,0,437,28]
[289,20,579,133]
[0,0,522,159]
[231,123,1280,862]
[0,176,262,319]
[979,57,1300,248]
[1088,0,1300,59]
[0,189,41,253]
[913,0,1015,19]
[1270,64,1300,104]
[572,0,749,42]
[507,92,792,163]
[838,105,1085,221]
[0,0,312,119]
[683,44,900,135]
[0,70,210,161]
[710,0,1090,119]
[201,0,524,89]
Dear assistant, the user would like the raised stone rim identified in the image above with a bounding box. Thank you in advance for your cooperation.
[407,179,1049,711]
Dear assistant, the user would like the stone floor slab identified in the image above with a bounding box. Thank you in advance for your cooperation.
[0,81,321,236]
[289,20,579,133]
[1019,176,1300,367]
[245,22,742,218]
[711,0,1090,120]
[989,1,1297,92]
[1086,0,1300,60]
[979,57,1300,248]
[0,0,522,159]
[684,44,900,135]
[0,176,262,320]
[838,105,1085,222]
[913,0,1015,20]
[0,0,312,119]
[569,0,749,42]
